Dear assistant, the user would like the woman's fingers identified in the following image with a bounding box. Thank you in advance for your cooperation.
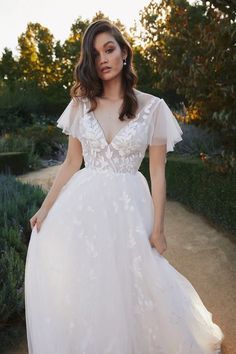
[29,208,48,233]
[30,219,34,230]
[36,221,41,233]
[30,216,37,231]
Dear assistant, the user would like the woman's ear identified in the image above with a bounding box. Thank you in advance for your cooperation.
[122,48,128,60]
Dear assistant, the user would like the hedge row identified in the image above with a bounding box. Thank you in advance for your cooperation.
[0,152,29,175]
[140,154,235,234]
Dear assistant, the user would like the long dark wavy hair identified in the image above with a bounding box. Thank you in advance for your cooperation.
[70,19,138,121]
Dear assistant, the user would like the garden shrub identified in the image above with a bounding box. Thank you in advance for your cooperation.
[0,134,42,172]
[0,174,45,327]
[17,124,66,158]
[0,123,66,172]
[0,134,32,153]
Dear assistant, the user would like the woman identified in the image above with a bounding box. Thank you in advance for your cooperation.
[25,19,224,353]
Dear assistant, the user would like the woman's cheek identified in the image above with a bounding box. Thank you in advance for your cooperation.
[114,55,122,70]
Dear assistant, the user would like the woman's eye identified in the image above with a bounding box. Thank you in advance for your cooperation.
[93,48,114,59]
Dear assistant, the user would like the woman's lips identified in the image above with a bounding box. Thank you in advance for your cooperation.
[101,67,111,73]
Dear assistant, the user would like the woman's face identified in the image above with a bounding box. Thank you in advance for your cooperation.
[93,32,127,82]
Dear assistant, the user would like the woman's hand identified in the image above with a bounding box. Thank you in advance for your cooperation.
[149,231,167,255]
[29,207,49,233]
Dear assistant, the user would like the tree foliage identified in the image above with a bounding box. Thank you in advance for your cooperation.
[0,2,235,159]
[139,0,236,155]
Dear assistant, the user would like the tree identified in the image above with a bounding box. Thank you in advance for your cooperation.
[139,0,236,156]
[0,49,19,89]
[17,23,57,87]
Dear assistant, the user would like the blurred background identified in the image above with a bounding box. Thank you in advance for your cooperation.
[0,0,235,353]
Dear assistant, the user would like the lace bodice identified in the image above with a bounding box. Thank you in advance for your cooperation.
[56,94,183,174]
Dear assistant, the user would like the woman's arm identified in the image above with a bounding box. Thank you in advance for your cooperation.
[148,144,167,254]
[30,136,83,232]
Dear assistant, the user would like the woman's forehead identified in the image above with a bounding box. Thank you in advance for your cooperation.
[93,32,117,49]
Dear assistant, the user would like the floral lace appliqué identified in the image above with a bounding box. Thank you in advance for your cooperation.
[79,97,158,174]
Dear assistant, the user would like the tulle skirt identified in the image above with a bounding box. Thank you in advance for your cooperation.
[24,167,224,353]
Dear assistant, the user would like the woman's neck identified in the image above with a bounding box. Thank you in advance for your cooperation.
[102,77,124,101]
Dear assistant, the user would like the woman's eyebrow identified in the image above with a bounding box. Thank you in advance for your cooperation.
[93,41,115,52]
[103,40,115,47]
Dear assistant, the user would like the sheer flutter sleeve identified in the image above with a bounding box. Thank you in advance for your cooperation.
[148,98,183,153]
[56,97,85,139]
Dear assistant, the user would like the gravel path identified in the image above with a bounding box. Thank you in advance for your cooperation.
[11,165,236,353]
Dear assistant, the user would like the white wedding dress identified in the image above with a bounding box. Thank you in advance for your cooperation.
[24,94,224,354]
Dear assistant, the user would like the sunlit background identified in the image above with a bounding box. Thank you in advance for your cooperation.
[1,0,195,56]
[1,0,150,55]
[0,1,235,353]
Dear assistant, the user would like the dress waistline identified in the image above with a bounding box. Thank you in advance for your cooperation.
[83,166,138,176]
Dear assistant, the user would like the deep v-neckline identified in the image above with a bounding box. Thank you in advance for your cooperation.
[89,96,156,147]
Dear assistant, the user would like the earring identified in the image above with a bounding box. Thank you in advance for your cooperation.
[123,58,127,66]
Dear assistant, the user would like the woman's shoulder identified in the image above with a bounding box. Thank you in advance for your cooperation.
[72,95,89,103]
[133,89,162,110]
[134,89,161,102]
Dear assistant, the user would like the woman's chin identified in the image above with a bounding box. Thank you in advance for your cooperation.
[100,72,122,82]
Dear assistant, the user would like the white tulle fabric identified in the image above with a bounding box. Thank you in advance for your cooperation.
[24,94,224,354]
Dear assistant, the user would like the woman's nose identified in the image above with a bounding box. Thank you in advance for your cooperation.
[100,54,108,64]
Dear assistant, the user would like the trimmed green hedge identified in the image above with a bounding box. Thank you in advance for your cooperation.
[140,155,235,234]
[0,152,29,175]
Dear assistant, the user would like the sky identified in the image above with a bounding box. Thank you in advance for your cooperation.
[0,0,154,57]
